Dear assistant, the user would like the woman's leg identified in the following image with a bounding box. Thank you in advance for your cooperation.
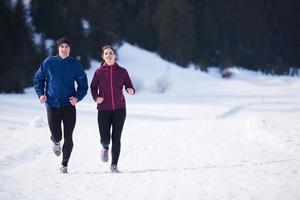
[111,109,126,165]
[98,110,112,149]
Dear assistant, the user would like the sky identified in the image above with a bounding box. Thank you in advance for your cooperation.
[0,43,300,200]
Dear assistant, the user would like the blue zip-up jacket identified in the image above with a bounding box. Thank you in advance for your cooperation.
[34,55,88,108]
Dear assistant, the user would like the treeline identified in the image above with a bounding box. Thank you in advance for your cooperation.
[0,0,46,93]
[1,0,300,93]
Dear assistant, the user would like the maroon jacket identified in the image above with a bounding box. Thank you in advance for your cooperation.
[90,62,135,110]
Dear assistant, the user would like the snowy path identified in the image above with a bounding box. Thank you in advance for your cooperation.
[1,91,300,200]
[1,43,300,199]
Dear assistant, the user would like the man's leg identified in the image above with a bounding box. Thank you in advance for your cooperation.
[47,108,62,156]
[61,106,76,167]
[47,108,62,144]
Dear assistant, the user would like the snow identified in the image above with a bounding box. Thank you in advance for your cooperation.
[1,42,300,200]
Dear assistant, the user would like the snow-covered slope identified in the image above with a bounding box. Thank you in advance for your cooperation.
[1,43,300,200]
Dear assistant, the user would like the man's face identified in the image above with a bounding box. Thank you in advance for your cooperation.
[58,43,70,58]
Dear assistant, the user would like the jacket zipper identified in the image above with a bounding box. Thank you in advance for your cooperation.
[110,67,115,110]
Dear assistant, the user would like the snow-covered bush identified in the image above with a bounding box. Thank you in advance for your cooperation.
[151,76,170,93]
[221,67,237,78]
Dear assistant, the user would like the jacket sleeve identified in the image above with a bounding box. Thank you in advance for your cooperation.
[33,61,47,98]
[124,70,135,94]
[90,71,101,101]
[74,63,88,101]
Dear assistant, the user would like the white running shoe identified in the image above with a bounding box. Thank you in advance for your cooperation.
[53,142,61,156]
[60,166,68,174]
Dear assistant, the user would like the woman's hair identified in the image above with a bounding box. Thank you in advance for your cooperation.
[101,45,116,57]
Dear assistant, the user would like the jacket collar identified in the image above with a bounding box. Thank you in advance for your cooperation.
[100,62,119,69]
[56,55,70,60]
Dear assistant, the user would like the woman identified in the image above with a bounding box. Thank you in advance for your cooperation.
[90,45,135,173]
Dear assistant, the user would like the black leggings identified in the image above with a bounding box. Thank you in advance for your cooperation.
[47,106,76,167]
[98,108,126,165]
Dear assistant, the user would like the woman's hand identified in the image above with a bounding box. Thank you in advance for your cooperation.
[96,97,104,104]
[127,88,135,95]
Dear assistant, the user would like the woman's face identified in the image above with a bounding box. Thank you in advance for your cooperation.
[102,48,116,64]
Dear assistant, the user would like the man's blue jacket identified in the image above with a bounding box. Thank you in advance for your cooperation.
[34,55,88,108]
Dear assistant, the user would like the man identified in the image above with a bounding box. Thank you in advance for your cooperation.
[34,37,88,173]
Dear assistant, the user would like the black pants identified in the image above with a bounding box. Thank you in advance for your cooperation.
[47,106,76,167]
[98,108,126,165]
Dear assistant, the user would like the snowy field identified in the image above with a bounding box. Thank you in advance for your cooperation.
[1,43,300,200]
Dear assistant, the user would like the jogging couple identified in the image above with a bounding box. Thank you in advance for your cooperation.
[34,37,135,173]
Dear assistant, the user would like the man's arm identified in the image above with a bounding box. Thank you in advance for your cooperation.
[74,63,88,102]
[33,61,47,99]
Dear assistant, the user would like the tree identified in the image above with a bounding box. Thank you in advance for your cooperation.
[155,0,196,67]
[85,0,123,59]
[0,0,13,77]
[0,0,40,93]
[120,0,158,51]
[31,0,56,37]
[31,0,90,69]
[193,0,218,70]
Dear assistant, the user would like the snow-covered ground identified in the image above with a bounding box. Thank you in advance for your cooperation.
[1,43,300,200]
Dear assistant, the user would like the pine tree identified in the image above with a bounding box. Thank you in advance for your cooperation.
[155,0,196,67]
[60,0,90,69]
[120,0,158,51]
[193,0,218,70]
[31,0,90,69]
[85,0,123,59]
[0,0,38,93]
[0,0,13,77]
[31,0,56,38]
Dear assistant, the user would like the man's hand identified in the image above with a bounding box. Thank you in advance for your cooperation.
[39,95,47,104]
[69,96,78,106]
[96,97,104,104]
